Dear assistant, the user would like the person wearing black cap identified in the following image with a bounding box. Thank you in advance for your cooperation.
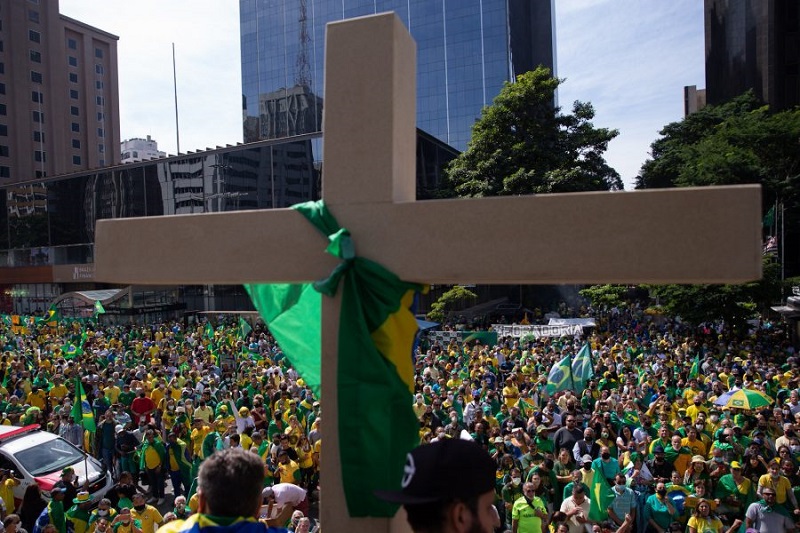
[376,439,501,533]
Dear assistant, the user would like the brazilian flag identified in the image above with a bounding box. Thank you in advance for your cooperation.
[245,200,422,517]
[71,377,96,432]
[588,467,615,521]
[546,354,574,395]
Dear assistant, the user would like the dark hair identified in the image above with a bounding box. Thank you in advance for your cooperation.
[198,448,264,517]
[404,494,481,531]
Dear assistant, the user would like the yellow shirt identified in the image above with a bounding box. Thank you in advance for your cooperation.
[758,474,793,504]
[144,446,162,469]
[104,385,121,404]
[0,478,17,515]
[681,438,707,458]
[26,390,47,410]
[502,385,520,408]
[49,384,69,405]
[191,426,211,456]
[131,505,163,533]
[277,459,300,484]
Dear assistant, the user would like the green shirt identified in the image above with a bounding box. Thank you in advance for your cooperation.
[511,495,546,533]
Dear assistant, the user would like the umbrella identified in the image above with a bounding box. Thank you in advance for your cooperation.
[713,387,741,406]
[723,388,773,410]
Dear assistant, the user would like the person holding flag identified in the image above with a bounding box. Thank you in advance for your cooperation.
[71,377,97,451]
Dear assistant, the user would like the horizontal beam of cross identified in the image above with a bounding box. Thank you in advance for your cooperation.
[94,184,761,286]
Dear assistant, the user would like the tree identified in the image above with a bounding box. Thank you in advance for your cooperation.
[445,67,622,197]
[636,90,800,276]
[579,284,628,309]
[427,286,477,323]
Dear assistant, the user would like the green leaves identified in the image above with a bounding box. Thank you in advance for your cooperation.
[446,67,621,197]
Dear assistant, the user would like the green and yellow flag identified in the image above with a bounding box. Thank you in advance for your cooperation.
[245,200,421,517]
[689,353,700,379]
[71,377,96,432]
[546,354,573,395]
[588,467,615,521]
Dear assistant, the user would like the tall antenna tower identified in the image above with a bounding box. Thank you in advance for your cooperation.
[295,0,312,88]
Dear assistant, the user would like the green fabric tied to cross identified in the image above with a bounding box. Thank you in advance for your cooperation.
[245,200,424,517]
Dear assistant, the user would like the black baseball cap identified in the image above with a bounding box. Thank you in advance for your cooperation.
[375,439,496,505]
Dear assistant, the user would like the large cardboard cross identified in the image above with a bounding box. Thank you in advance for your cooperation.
[95,13,761,533]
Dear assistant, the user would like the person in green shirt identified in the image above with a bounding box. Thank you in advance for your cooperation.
[118,385,136,411]
[511,481,547,533]
[66,491,93,533]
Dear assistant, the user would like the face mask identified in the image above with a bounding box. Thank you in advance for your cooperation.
[583,464,592,471]
[695,424,704,430]
[512,477,521,486]
[714,457,723,463]
[771,472,780,478]
[615,484,625,493]
[504,440,512,447]
[585,437,592,443]
[97,510,109,516]
[791,446,800,454]
[134,505,146,512]
[601,432,609,439]
[656,489,666,496]
[710,415,719,422]
[601,452,611,460]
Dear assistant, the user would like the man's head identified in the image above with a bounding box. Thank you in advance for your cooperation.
[197,448,264,518]
[375,439,500,533]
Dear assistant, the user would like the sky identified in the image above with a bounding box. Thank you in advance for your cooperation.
[59,0,705,191]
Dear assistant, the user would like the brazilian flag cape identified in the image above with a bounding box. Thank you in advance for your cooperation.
[245,200,422,517]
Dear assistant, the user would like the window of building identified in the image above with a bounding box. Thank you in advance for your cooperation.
[133,151,139,158]
[34,150,45,162]
[29,50,41,63]
[95,80,103,90]
[97,128,104,138]
[0,41,3,52]
[96,96,104,105]
[31,91,43,103]
[70,89,78,99]
[72,155,81,165]
[0,83,5,95]
[0,63,4,75]
[72,139,80,149]
[0,104,5,116]
[96,112,104,121]
[99,159,105,166]
[95,48,103,59]
[0,146,8,157]
[71,122,79,132]
[28,10,39,23]
[67,38,77,50]
[95,64,104,75]
[70,106,79,116]
[0,125,7,136]
[98,143,104,153]
[68,56,77,67]
[29,30,40,43]
[0,167,10,178]
[69,73,78,83]
[32,110,43,123]
[33,131,44,142]
[30,71,42,83]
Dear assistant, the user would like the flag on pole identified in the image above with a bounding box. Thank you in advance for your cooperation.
[94,301,106,315]
[588,467,615,521]
[245,200,422,517]
[71,377,96,432]
[763,236,778,255]
[239,316,252,340]
[571,343,593,394]
[763,205,775,228]
[689,353,700,380]
[546,354,574,395]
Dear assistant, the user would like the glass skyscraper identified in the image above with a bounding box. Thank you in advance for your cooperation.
[240,0,555,151]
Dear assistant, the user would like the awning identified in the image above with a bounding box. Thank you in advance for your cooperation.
[52,287,131,307]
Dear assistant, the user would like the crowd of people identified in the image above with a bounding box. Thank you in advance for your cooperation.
[1,301,800,533]
[0,318,319,533]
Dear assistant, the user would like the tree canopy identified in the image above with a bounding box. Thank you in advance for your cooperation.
[445,67,622,197]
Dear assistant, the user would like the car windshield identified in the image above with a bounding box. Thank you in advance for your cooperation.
[14,438,85,476]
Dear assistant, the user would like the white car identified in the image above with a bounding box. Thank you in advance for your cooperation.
[0,425,113,508]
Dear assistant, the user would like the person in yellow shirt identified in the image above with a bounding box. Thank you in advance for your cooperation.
[103,379,121,405]
[0,469,19,515]
[49,377,69,408]
[502,376,520,409]
[686,395,709,424]
[758,459,800,510]
[26,387,47,411]
[129,493,162,533]
[274,450,301,485]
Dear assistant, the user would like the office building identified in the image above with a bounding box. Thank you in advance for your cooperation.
[0,0,121,185]
[120,135,166,163]
[239,0,556,152]
[705,0,799,110]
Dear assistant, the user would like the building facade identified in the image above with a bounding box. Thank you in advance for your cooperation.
[0,136,319,315]
[240,0,555,151]
[705,0,800,110]
[120,135,166,163]
[0,0,121,185]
